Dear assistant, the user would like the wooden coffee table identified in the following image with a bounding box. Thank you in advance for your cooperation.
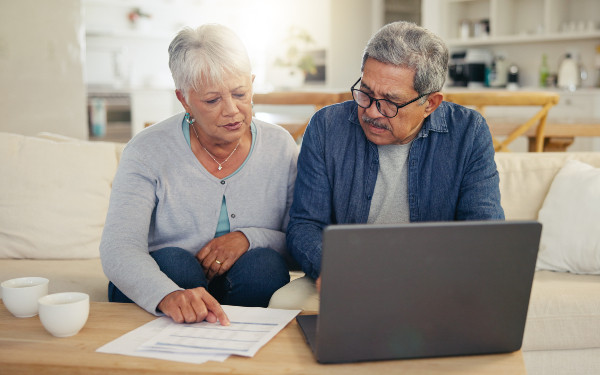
[0,301,526,374]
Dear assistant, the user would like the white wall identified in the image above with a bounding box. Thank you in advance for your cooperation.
[328,0,380,89]
[0,0,382,139]
[83,0,334,92]
[0,0,87,139]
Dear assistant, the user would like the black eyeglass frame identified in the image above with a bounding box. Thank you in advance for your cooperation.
[350,77,436,118]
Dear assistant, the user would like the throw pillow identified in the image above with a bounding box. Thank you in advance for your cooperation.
[0,133,119,259]
[536,159,600,274]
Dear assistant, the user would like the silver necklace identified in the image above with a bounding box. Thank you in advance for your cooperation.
[190,122,240,171]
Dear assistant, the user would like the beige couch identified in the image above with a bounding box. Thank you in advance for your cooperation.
[1,132,599,374]
[494,152,600,375]
[0,132,123,302]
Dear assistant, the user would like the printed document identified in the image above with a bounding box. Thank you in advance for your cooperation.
[97,305,300,364]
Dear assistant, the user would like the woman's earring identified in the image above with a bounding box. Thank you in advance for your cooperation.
[184,112,195,125]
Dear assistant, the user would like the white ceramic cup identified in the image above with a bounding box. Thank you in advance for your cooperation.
[1,277,49,318]
[38,292,89,337]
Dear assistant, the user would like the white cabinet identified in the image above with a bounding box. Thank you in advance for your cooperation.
[433,0,600,47]
[130,90,181,136]
[423,0,600,88]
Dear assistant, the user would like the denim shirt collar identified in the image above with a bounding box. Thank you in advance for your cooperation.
[418,102,449,138]
[346,101,450,142]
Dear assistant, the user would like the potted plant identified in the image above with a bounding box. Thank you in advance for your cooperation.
[127,7,151,31]
[271,27,317,88]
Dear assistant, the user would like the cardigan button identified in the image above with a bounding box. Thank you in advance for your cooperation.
[230,214,236,218]
[220,180,225,185]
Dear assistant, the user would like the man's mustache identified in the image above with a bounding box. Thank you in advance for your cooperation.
[361,114,390,131]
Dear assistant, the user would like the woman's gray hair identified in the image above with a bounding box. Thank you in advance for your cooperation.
[168,24,251,98]
[361,21,448,98]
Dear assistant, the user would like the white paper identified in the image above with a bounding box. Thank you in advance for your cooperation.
[97,316,229,364]
[97,305,300,364]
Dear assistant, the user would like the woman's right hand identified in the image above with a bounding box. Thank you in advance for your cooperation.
[157,287,230,325]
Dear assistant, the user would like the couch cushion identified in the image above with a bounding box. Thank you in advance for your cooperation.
[523,270,600,351]
[523,348,600,375]
[494,152,600,221]
[0,258,108,302]
[0,133,119,259]
[536,160,600,274]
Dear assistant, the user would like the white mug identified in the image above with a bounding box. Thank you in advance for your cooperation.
[1,277,49,318]
[38,292,90,337]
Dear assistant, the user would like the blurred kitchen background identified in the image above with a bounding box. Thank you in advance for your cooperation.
[1,0,599,150]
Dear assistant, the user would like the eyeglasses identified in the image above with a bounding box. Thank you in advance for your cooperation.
[350,77,435,118]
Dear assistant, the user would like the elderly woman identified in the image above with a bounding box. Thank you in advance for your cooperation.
[100,24,297,325]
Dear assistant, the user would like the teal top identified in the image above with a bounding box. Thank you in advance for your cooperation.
[182,120,256,238]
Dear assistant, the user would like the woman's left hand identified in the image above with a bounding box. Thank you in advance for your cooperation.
[196,231,250,280]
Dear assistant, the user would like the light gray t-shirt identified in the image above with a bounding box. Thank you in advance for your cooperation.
[367,143,411,224]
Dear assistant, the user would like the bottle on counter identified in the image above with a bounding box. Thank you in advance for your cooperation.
[558,53,579,91]
[90,98,107,138]
[507,64,519,90]
[579,57,588,87]
[489,55,508,88]
[539,54,549,88]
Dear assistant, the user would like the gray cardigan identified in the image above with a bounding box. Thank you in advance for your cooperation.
[100,112,298,314]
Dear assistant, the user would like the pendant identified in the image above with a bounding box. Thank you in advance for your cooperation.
[218,165,222,171]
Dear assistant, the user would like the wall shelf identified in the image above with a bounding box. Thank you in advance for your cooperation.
[86,30,174,40]
[447,31,600,47]
[432,0,599,45]
[423,0,600,89]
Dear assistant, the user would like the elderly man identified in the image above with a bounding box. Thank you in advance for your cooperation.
[270,21,504,310]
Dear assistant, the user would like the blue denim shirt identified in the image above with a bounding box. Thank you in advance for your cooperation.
[287,100,505,279]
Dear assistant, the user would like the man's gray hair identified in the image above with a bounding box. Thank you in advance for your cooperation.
[168,24,251,99]
[361,21,448,96]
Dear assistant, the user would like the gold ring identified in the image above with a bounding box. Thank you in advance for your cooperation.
[215,260,222,265]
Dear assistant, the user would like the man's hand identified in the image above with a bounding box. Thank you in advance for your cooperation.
[196,231,250,280]
[316,276,321,293]
[157,287,230,325]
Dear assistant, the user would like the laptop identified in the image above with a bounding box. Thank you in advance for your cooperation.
[297,220,541,364]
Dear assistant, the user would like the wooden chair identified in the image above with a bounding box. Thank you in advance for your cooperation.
[253,92,352,141]
[443,91,560,152]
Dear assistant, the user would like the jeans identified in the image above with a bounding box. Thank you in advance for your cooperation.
[108,246,290,308]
